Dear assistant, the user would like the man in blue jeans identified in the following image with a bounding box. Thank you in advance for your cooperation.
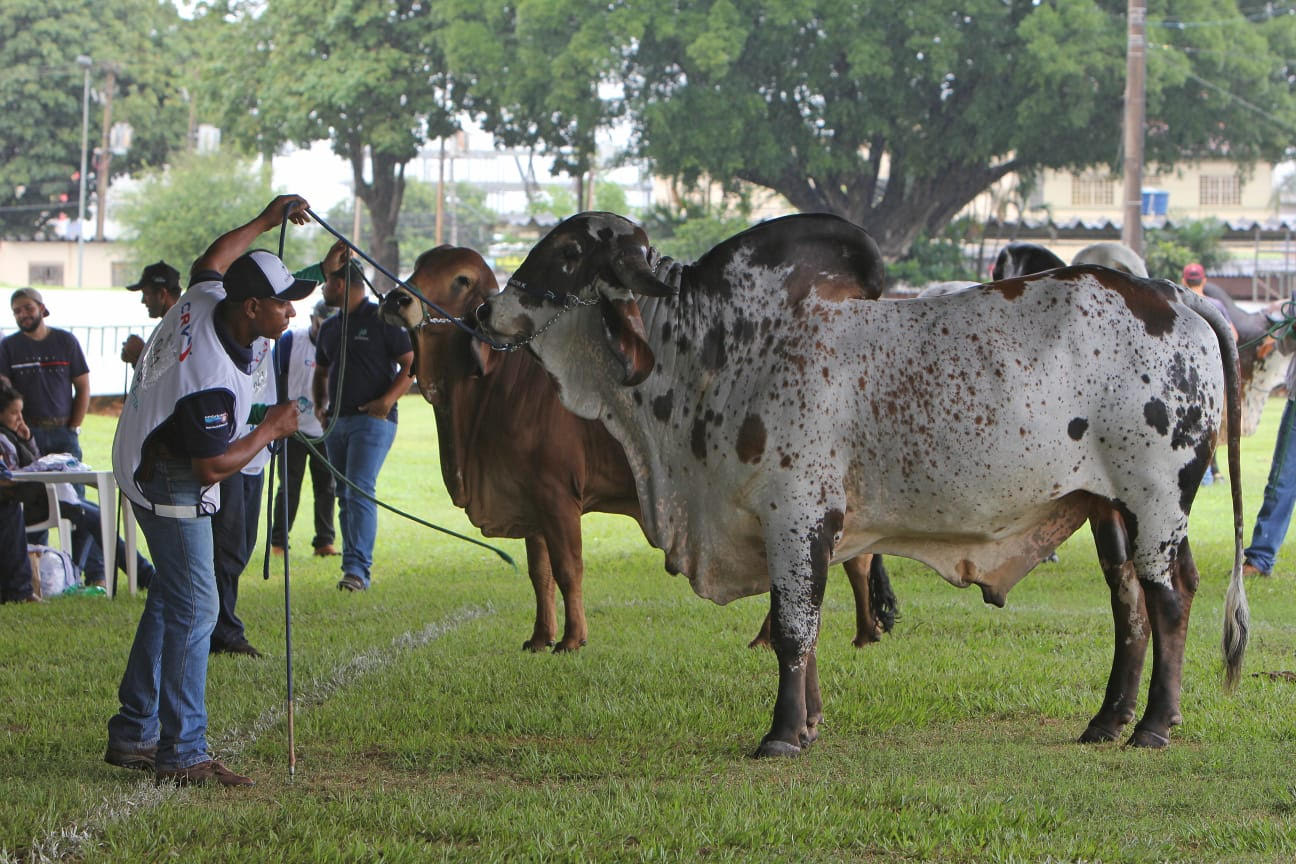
[107,195,311,786]
[312,257,413,591]
[1244,337,1296,577]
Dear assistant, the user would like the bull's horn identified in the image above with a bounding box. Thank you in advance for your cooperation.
[611,247,674,297]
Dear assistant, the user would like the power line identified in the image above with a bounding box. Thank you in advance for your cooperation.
[1182,69,1296,136]
[1141,41,1296,137]
[1147,6,1296,28]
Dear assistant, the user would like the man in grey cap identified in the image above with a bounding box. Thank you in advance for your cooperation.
[121,261,183,366]
[0,287,90,472]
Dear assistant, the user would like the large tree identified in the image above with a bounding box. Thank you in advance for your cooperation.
[0,0,192,238]
[202,0,458,283]
[589,0,1296,257]
[439,0,628,209]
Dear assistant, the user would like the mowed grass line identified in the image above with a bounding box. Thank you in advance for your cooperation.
[0,396,1294,862]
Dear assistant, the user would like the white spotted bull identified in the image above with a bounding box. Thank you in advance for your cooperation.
[478,212,1249,757]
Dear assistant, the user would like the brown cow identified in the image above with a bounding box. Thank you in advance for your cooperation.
[379,242,895,652]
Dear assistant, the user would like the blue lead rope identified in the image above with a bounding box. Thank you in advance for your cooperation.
[304,208,511,350]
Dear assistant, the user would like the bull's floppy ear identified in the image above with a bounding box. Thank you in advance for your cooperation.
[599,295,655,386]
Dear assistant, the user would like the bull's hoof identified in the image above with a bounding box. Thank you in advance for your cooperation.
[747,636,772,650]
[1127,726,1171,749]
[754,738,803,758]
[1078,723,1120,744]
[522,639,555,653]
[553,639,586,654]
[851,625,883,648]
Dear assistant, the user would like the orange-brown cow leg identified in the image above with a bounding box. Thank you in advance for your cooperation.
[844,554,883,647]
[1129,538,1198,748]
[1080,509,1149,743]
[522,535,558,652]
[539,501,588,653]
[748,608,773,650]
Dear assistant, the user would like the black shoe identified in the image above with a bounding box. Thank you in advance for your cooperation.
[211,638,263,658]
[337,574,366,592]
[105,745,156,772]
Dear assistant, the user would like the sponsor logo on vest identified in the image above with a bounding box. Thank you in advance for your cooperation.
[178,302,195,362]
[203,412,230,429]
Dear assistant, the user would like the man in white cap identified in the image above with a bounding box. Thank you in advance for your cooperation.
[106,195,313,787]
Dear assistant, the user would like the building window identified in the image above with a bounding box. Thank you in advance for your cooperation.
[1200,174,1241,206]
[28,263,63,286]
[1071,174,1114,206]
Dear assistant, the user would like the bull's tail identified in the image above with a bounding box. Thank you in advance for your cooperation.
[869,555,898,633]
[1180,287,1249,689]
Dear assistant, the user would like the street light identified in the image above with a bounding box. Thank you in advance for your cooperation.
[76,53,92,290]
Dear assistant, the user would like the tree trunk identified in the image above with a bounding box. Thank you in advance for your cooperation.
[350,148,406,292]
[746,156,1019,260]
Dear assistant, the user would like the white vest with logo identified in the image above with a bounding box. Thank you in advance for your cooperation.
[112,281,256,517]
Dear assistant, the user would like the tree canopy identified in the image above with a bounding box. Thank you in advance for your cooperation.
[0,0,192,238]
[612,0,1296,256]
[439,0,629,206]
[200,0,459,283]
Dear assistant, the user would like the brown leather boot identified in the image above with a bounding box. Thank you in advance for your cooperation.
[156,759,254,787]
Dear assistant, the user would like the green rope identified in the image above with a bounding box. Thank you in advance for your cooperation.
[1237,299,1296,352]
[293,432,516,569]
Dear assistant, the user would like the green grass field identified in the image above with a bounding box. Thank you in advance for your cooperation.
[2,396,1295,863]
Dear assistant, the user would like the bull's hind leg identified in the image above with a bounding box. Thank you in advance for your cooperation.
[757,509,837,758]
[1129,538,1199,748]
[848,553,898,646]
[522,536,558,652]
[1080,508,1150,743]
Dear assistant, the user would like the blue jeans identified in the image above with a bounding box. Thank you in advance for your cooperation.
[1245,398,1296,573]
[33,425,84,494]
[324,415,396,586]
[106,458,218,771]
[31,425,82,463]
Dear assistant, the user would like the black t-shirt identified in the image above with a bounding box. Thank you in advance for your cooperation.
[315,300,411,422]
[0,329,89,423]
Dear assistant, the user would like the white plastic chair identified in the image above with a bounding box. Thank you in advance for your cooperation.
[24,483,74,553]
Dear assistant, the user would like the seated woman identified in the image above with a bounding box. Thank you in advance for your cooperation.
[0,377,155,590]
[0,469,35,603]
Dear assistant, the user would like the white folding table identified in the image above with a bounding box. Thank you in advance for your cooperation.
[10,468,138,597]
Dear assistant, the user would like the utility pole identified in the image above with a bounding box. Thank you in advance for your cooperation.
[75,54,92,290]
[95,65,117,242]
[435,136,446,245]
[1121,0,1147,255]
